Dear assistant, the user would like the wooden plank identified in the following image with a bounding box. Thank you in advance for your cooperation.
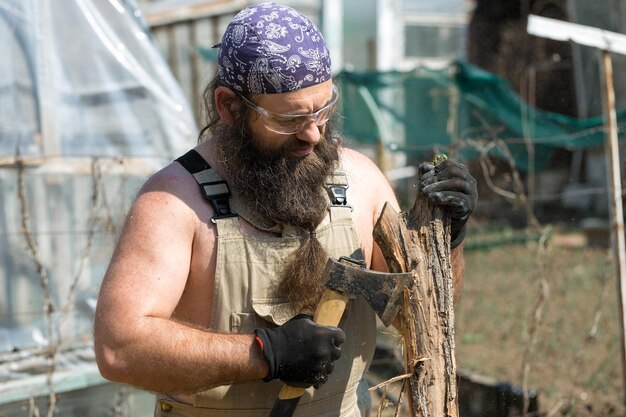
[143,0,243,29]
[527,15,626,55]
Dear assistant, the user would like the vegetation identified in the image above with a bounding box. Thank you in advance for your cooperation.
[369,226,624,417]
[456,233,623,416]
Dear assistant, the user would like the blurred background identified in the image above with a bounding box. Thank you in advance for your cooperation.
[0,0,624,416]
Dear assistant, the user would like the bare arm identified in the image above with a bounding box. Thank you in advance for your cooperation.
[339,149,399,273]
[93,167,268,394]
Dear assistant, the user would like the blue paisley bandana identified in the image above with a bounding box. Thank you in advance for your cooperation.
[215,2,332,95]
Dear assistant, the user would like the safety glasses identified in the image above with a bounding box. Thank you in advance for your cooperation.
[235,84,339,135]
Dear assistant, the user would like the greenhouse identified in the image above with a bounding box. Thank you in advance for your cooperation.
[0,0,195,414]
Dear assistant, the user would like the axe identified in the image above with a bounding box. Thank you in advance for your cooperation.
[269,256,412,417]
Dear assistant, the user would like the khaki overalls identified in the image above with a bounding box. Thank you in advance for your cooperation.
[155,151,376,417]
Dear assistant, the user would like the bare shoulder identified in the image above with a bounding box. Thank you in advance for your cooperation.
[112,160,211,273]
[339,147,381,176]
[336,146,399,269]
[98,158,217,321]
[139,162,202,206]
[132,161,215,228]
[339,147,399,214]
[122,160,219,272]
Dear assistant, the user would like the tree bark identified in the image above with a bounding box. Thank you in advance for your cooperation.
[373,193,458,417]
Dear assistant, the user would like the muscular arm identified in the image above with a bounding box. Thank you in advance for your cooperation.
[93,168,268,394]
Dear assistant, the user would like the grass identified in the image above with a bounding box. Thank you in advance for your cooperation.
[368,225,624,416]
[456,234,624,416]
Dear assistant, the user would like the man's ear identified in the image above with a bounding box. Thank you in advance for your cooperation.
[215,86,240,125]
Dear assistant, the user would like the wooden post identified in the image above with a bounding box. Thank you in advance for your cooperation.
[373,193,458,416]
[600,50,626,404]
[189,19,201,126]
[527,15,626,405]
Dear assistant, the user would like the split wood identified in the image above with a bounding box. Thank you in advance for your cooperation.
[373,192,458,417]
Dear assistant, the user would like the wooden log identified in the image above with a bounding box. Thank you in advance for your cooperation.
[373,192,458,417]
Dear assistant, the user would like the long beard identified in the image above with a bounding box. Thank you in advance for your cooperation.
[217,119,341,312]
[219,121,340,230]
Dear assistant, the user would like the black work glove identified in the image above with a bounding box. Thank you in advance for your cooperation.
[417,159,478,248]
[254,314,345,389]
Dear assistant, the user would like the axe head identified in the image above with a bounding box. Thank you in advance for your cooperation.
[323,256,411,327]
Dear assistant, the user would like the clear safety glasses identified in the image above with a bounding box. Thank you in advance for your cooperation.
[235,84,339,135]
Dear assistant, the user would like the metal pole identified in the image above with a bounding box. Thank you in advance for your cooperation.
[600,49,626,406]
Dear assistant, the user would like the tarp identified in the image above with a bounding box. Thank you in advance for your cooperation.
[0,0,196,159]
[0,0,196,359]
[337,61,626,171]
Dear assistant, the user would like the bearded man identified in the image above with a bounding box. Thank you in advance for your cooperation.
[93,3,477,416]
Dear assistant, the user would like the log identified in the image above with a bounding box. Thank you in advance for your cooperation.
[373,191,458,416]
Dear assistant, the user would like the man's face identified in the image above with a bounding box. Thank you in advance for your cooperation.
[243,80,335,158]
[218,80,340,231]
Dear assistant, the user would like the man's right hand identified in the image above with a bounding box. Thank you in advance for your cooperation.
[254,314,345,388]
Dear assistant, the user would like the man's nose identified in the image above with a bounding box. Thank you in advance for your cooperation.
[294,119,322,145]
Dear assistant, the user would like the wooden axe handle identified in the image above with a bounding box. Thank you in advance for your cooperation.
[269,288,350,416]
[313,287,350,326]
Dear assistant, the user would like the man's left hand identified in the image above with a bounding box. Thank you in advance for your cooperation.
[417,160,477,248]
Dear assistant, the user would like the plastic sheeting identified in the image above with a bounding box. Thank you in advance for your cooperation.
[0,0,196,362]
[401,0,469,15]
[0,0,197,158]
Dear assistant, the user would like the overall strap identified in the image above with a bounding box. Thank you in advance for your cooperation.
[325,171,351,208]
[325,171,352,221]
[176,151,353,227]
[175,150,237,223]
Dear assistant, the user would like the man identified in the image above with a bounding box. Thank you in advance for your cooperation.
[93,2,477,416]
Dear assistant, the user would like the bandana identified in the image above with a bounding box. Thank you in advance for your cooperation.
[215,2,332,94]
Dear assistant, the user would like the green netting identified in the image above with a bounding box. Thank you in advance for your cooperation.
[336,61,626,171]
[197,46,626,171]
[198,45,219,62]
